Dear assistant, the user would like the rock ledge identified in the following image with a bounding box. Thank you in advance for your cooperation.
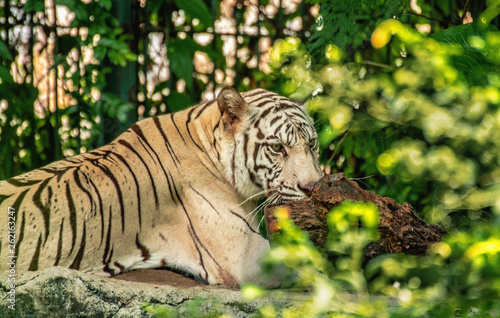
[0,267,295,317]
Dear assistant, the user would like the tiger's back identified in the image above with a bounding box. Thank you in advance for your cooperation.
[0,88,322,286]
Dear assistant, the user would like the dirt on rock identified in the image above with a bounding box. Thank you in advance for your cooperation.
[113,268,206,288]
[264,173,445,260]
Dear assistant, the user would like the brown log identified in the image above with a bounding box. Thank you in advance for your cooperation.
[264,173,445,260]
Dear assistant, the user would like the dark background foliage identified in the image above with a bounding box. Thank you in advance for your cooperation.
[2,0,497,181]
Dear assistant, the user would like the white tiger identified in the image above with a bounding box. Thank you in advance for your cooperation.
[0,87,322,287]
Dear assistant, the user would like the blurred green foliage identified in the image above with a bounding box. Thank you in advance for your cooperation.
[245,204,500,317]
[245,4,500,317]
[270,18,500,228]
[305,0,403,60]
[0,0,137,178]
[142,296,227,318]
[0,0,315,179]
[0,37,41,176]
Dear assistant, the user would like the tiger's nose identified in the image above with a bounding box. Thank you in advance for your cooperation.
[298,181,316,197]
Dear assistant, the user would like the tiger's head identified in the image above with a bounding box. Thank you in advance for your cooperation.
[217,87,322,204]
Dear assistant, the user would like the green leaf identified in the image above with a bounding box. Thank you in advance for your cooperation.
[166,91,192,112]
[63,105,80,118]
[93,46,107,61]
[98,37,122,50]
[0,65,14,83]
[116,103,135,123]
[429,22,497,44]
[167,39,194,91]
[430,23,497,85]
[148,0,165,16]
[101,93,120,117]
[319,125,339,148]
[174,0,212,27]
[99,0,112,11]
[0,39,13,61]
[25,0,46,12]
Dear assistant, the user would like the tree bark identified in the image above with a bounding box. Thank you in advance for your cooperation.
[264,173,445,260]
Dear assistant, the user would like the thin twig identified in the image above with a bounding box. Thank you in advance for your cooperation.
[325,130,350,168]
[402,5,459,26]
[461,0,472,22]
[360,60,394,70]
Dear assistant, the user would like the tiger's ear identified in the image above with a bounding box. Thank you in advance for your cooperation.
[217,87,248,132]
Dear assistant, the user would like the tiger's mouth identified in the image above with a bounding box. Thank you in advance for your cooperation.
[265,189,307,204]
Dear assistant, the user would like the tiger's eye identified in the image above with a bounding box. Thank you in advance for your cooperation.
[309,139,317,148]
[271,144,283,152]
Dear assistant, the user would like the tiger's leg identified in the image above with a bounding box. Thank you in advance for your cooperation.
[172,189,280,287]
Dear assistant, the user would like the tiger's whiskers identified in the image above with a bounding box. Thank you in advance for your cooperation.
[350,174,375,189]
[246,198,270,225]
[235,190,267,208]
[255,192,282,231]
[246,192,279,226]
